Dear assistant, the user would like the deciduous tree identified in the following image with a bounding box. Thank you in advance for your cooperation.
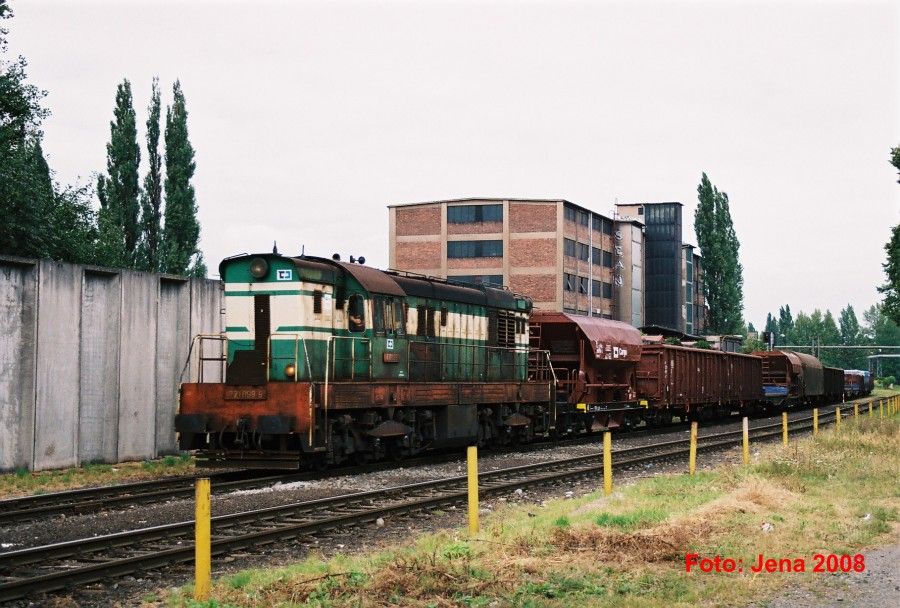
[97,79,141,268]
[694,173,744,334]
[161,80,205,276]
[138,77,162,271]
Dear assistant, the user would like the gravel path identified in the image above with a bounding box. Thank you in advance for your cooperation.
[758,542,900,608]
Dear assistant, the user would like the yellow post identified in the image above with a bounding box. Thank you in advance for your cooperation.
[879,400,884,418]
[603,431,613,496]
[868,401,873,418]
[782,412,788,446]
[194,477,211,601]
[813,408,818,436]
[835,407,841,432]
[467,445,479,535]
[854,403,859,419]
[742,417,749,466]
[689,421,698,475]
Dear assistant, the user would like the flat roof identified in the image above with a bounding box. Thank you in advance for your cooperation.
[389,197,620,222]
[615,201,684,207]
[388,197,573,209]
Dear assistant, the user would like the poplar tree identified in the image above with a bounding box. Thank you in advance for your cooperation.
[162,80,205,277]
[879,146,900,324]
[97,79,141,268]
[694,173,744,334]
[138,77,162,271]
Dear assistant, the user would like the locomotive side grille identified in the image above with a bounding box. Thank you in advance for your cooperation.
[254,294,271,355]
[497,311,516,349]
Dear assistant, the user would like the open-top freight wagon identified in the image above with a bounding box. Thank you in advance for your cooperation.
[635,344,764,422]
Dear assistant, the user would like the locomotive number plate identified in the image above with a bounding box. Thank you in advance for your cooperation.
[224,387,267,401]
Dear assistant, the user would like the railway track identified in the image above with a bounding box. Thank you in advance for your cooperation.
[0,408,848,603]
[0,403,846,527]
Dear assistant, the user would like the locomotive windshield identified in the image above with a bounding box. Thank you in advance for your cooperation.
[348,294,365,332]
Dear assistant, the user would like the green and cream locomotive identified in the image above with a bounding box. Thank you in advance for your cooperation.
[176,252,554,468]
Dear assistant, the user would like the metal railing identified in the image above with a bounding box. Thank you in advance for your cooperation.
[181,334,227,383]
[329,335,373,381]
[267,333,314,381]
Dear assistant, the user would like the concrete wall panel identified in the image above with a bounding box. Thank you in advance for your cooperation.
[188,279,224,383]
[0,261,37,471]
[78,272,121,463]
[155,279,190,455]
[117,272,158,461]
[33,261,82,470]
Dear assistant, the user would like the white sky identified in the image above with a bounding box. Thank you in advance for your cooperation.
[8,0,900,328]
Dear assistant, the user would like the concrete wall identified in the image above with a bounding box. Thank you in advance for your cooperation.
[0,256,223,471]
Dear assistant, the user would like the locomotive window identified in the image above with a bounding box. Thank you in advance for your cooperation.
[348,294,365,333]
[417,305,427,336]
[427,307,436,337]
[373,297,385,333]
[440,307,448,327]
[313,289,323,314]
[395,300,406,336]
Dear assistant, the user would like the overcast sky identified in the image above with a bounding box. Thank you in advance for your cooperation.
[8,0,900,328]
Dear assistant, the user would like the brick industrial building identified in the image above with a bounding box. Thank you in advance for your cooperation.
[388,197,705,333]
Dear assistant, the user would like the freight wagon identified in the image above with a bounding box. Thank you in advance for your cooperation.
[635,344,763,421]
[754,350,825,406]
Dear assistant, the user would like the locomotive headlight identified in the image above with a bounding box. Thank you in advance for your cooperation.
[249,257,268,279]
[284,363,296,378]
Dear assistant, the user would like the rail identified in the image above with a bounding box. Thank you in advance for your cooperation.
[266,333,314,381]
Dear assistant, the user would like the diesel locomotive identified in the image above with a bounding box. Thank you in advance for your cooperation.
[177,252,557,468]
[176,252,853,469]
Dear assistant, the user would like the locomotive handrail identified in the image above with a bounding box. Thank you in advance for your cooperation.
[266,333,314,382]
[329,335,372,381]
[181,334,227,383]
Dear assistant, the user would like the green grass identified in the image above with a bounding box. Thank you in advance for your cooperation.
[0,453,195,498]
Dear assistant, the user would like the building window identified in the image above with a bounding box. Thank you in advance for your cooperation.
[578,276,588,294]
[602,281,613,298]
[447,204,502,223]
[578,210,588,226]
[564,273,576,292]
[450,274,503,286]
[592,279,601,296]
[576,242,589,261]
[592,247,602,265]
[447,240,503,258]
[602,250,613,268]
[592,216,613,235]
[564,206,577,222]
[564,238,576,257]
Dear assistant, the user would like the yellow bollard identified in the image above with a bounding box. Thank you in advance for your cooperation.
[689,421,698,476]
[854,403,859,419]
[868,401,873,418]
[603,431,613,496]
[467,445,479,535]
[813,408,818,436]
[194,477,211,601]
[782,412,788,446]
[835,407,841,433]
[742,417,749,466]
[879,400,884,418]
